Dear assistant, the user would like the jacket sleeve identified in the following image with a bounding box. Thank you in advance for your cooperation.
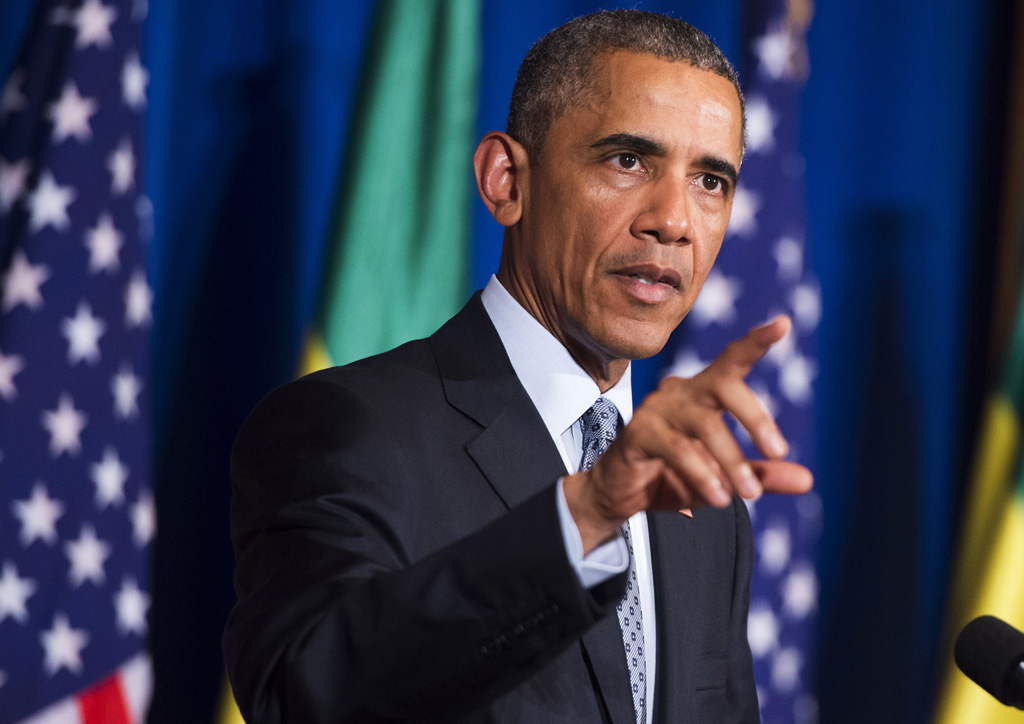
[222,373,626,724]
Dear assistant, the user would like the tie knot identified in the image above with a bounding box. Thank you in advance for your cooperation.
[579,397,619,472]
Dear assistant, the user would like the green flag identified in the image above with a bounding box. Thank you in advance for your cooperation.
[303,0,480,373]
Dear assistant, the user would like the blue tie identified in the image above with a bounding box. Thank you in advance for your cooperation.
[579,398,646,724]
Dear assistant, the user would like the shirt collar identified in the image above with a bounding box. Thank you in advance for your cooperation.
[481,275,633,441]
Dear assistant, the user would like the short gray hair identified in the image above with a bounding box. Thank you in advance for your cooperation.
[507,9,745,158]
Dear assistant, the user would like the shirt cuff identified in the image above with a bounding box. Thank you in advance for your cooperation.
[555,477,628,588]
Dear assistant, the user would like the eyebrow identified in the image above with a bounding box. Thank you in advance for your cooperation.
[697,155,738,188]
[589,134,738,188]
[589,133,666,157]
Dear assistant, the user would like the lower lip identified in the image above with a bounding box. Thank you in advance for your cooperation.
[614,274,678,304]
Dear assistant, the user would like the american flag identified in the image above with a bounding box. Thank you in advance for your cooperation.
[0,1,153,722]
[663,1,821,722]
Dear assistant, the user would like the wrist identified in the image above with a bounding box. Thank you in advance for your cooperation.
[563,471,623,555]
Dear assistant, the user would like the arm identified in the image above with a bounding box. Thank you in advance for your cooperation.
[223,373,625,724]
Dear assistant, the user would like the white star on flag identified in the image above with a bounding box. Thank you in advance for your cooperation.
[40,613,90,675]
[667,349,709,379]
[2,250,51,312]
[0,561,38,624]
[62,302,107,365]
[91,446,129,509]
[111,365,142,419]
[765,327,797,366]
[745,96,777,154]
[0,70,28,118]
[779,354,817,405]
[759,522,791,575]
[754,27,794,81]
[114,577,149,636]
[773,236,803,283]
[132,0,148,21]
[726,185,761,237]
[771,648,803,693]
[121,52,149,110]
[106,137,135,195]
[790,283,821,331]
[47,82,98,144]
[0,348,26,401]
[11,483,65,547]
[690,271,743,327]
[41,394,88,457]
[64,524,112,587]
[0,155,31,211]
[85,211,124,273]
[129,490,155,548]
[798,491,824,525]
[73,0,118,49]
[748,603,780,659]
[27,171,76,233]
[124,270,153,327]
[782,565,818,619]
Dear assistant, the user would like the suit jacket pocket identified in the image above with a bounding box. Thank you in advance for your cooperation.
[694,651,728,691]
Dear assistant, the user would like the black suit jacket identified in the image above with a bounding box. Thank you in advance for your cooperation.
[224,293,758,723]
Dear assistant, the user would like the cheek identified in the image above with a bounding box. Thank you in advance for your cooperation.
[693,195,731,236]
[561,187,627,267]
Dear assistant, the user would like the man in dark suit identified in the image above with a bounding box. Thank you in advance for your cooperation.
[224,10,812,724]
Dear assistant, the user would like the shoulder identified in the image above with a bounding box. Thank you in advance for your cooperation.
[233,337,440,457]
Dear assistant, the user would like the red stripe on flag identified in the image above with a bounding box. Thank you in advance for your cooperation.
[78,672,132,724]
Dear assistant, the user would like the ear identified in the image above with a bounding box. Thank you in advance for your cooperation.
[473,131,528,227]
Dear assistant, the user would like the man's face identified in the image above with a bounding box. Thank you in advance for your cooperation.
[504,51,743,377]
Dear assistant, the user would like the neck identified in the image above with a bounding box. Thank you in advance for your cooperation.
[495,266,629,393]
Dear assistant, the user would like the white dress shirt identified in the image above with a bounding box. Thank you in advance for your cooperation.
[481,275,656,723]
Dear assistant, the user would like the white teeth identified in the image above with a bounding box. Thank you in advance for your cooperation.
[626,272,659,284]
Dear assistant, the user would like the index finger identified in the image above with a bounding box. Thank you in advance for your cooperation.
[711,315,791,376]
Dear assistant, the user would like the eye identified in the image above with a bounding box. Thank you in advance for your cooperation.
[699,174,724,193]
[696,173,729,193]
[611,153,641,170]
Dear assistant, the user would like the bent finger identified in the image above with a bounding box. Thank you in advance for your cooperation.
[639,423,733,508]
[716,381,788,459]
[679,412,762,499]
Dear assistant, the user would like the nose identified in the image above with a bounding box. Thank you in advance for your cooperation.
[630,174,692,245]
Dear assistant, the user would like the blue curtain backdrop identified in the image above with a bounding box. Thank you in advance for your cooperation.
[0,1,1008,722]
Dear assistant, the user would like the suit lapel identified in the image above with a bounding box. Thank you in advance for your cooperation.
[431,292,567,507]
[648,511,704,723]
[431,293,635,723]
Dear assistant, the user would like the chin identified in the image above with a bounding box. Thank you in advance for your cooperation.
[598,322,676,362]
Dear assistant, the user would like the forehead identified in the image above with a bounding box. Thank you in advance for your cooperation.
[556,51,743,160]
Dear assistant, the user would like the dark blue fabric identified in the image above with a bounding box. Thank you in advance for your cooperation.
[804,3,992,722]
[0,1,1001,722]
[139,3,376,720]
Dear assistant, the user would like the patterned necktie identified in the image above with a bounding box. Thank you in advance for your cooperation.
[579,397,646,724]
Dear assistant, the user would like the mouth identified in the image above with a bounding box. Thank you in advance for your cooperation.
[611,264,683,303]
[614,264,682,290]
